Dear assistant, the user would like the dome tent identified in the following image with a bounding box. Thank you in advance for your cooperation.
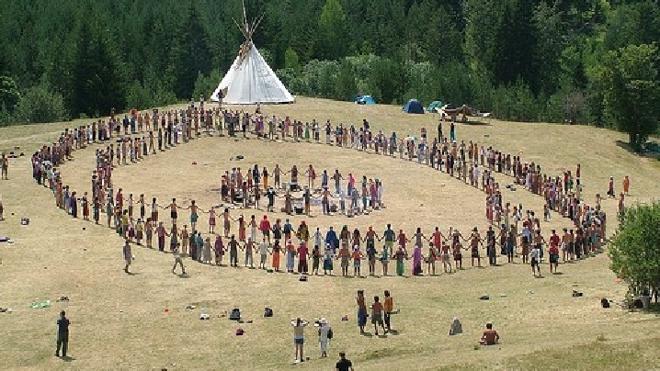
[355,95,376,105]
[402,99,424,114]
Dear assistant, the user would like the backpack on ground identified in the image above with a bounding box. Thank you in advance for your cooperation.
[264,307,273,317]
[229,308,241,321]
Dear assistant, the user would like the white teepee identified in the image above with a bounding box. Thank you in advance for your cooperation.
[211,4,294,104]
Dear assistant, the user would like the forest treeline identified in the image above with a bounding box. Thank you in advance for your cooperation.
[0,0,658,146]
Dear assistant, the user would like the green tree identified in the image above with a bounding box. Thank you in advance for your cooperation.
[533,1,565,95]
[334,60,357,101]
[284,47,301,70]
[192,69,222,101]
[71,20,127,117]
[170,3,211,99]
[604,1,660,52]
[609,202,660,302]
[0,76,20,111]
[601,43,660,150]
[14,81,68,123]
[318,0,348,59]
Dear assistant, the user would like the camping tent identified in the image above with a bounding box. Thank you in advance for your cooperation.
[427,100,443,113]
[402,99,424,114]
[210,6,293,104]
[355,95,376,105]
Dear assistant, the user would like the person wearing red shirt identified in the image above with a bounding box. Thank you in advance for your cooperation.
[549,230,560,273]
[259,215,271,242]
[297,241,309,274]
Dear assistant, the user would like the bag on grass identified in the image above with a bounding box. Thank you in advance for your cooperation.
[229,308,241,321]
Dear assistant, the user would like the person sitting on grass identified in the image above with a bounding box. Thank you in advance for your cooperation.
[479,322,500,345]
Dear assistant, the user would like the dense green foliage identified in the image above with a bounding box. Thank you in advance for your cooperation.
[609,202,660,300]
[0,0,658,139]
[601,44,660,151]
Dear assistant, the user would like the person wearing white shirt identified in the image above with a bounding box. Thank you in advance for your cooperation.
[259,238,270,269]
[530,245,541,277]
[318,318,332,358]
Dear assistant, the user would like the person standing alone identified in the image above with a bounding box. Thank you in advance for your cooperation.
[55,311,70,358]
[336,352,354,371]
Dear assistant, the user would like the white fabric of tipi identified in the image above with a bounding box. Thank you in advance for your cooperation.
[211,43,294,104]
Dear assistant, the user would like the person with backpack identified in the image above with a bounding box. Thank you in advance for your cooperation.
[318,318,332,358]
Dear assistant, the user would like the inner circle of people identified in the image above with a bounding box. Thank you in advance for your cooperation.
[30,97,613,279]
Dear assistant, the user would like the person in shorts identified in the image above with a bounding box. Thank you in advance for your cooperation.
[549,239,560,274]
[530,244,541,277]
[291,318,308,363]
[371,296,386,335]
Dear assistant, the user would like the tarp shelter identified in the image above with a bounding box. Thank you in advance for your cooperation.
[355,95,376,105]
[402,99,424,114]
[427,100,443,113]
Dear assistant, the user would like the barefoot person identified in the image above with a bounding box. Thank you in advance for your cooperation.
[371,296,386,335]
[530,243,541,277]
[172,244,186,275]
[383,290,394,332]
[291,318,308,363]
[122,239,133,273]
[356,290,368,334]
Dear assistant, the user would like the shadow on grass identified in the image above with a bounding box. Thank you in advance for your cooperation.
[461,120,492,126]
[615,140,660,160]
[61,356,75,362]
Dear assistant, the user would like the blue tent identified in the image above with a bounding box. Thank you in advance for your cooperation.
[355,95,376,105]
[427,100,443,113]
[402,99,424,114]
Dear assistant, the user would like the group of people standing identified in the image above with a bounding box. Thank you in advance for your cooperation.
[27,98,614,280]
[219,163,384,217]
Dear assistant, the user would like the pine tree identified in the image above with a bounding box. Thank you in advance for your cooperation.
[71,20,127,117]
[318,0,349,59]
[170,3,211,99]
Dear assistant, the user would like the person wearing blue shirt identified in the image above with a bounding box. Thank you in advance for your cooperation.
[325,226,338,253]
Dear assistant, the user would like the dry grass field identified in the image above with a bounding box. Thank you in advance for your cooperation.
[0,97,659,370]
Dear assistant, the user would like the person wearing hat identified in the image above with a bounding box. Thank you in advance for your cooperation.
[318,318,332,357]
